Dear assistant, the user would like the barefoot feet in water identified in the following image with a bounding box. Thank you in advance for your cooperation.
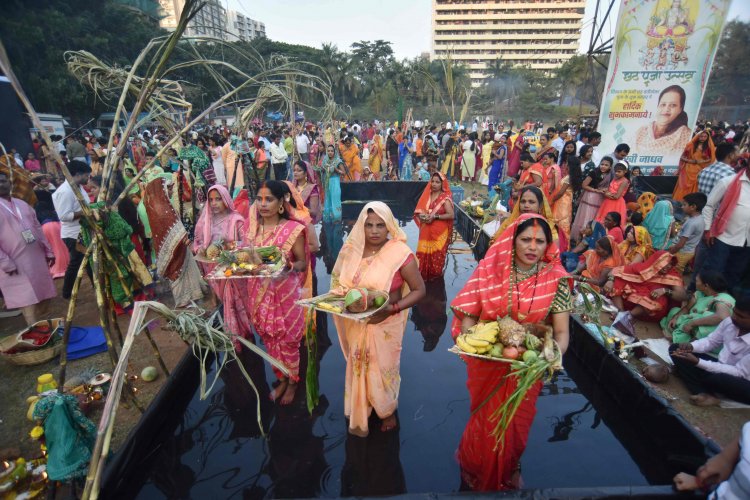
[380,413,397,432]
[280,381,298,405]
[269,378,289,402]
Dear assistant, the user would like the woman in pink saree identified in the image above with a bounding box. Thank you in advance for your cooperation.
[331,202,426,435]
[244,180,309,405]
[193,184,251,344]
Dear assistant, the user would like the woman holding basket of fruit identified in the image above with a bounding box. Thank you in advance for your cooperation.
[331,201,425,436]
[450,213,572,491]
[244,180,309,405]
[193,184,252,342]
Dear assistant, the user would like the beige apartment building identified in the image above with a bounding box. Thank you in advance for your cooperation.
[431,0,586,85]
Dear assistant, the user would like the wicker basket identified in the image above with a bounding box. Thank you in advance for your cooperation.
[0,318,65,366]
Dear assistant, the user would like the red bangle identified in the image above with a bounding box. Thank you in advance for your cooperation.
[391,302,401,314]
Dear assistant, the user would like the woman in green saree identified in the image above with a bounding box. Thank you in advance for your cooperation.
[661,270,734,343]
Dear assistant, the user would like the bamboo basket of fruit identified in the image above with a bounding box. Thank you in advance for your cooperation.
[297,288,390,321]
[0,318,65,366]
[449,316,563,450]
[205,245,287,280]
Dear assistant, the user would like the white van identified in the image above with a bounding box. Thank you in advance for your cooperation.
[29,113,68,139]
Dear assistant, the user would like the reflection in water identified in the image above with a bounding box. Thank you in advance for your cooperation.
[319,221,344,274]
[411,276,448,352]
[147,350,273,498]
[267,396,331,498]
[341,412,406,497]
[547,402,597,443]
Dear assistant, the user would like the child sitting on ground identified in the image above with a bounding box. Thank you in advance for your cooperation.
[667,192,706,273]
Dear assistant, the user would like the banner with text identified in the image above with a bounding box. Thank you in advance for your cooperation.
[598,0,732,172]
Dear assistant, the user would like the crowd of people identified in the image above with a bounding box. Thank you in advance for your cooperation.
[1,114,749,493]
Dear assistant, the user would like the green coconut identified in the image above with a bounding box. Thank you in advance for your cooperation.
[345,288,369,313]
[141,366,158,382]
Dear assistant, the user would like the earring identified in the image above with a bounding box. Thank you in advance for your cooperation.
[278,206,284,214]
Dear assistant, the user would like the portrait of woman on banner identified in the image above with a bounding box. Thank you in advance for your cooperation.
[633,85,693,158]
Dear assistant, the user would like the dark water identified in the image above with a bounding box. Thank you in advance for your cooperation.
[133,204,651,498]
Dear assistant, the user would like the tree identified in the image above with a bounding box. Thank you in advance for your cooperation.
[704,20,750,106]
[0,0,164,122]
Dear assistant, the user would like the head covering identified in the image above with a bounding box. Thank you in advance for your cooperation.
[332,202,407,290]
[683,131,716,161]
[620,225,653,263]
[636,192,657,217]
[282,180,312,224]
[584,235,625,282]
[451,213,568,323]
[642,200,674,250]
[414,171,452,218]
[493,188,557,242]
[194,184,244,252]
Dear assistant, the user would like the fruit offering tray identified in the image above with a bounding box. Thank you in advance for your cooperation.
[296,290,390,322]
[204,246,287,280]
[447,345,517,363]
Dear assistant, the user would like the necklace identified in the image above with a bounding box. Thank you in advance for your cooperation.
[259,219,283,244]
[297,181,308,193]
[509,261,540,321]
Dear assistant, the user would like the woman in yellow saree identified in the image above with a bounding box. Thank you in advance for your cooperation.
[369,135,384,178]
[331,202,426,435]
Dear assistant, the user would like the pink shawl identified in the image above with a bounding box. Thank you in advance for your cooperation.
[710,169,746,239]
[193,184,245,252]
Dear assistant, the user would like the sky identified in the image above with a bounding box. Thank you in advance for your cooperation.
[225,0,749,60]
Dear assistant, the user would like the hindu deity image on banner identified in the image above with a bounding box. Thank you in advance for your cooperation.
[597,0,732,172]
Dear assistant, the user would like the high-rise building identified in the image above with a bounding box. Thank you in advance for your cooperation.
[158,2,266,42]
[187,0,226,38]
[431,0,586,85]
[227,10,267,42]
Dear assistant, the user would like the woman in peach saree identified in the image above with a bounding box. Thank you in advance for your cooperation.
[331,202,426,436]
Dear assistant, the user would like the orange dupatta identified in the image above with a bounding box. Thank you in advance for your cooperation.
[581,235,625,285]
[519,162,548,198]
[673,133,716,201]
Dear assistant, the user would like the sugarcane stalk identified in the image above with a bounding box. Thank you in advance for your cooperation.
[90,243,120,368]
[143,323,170,377]
[57,245,93,391]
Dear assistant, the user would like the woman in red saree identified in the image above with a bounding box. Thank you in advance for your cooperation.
[414,172,454,281]
[244,180,309,405]
[604,250,688,322]
[451,214,572,491]
[515,154,547,196]
[672,131,715,201]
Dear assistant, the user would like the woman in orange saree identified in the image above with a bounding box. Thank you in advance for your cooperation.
[451,214,571,491]
[672,131,715,201]
[414,172,454,281]
[244,180,309,405]
[575,235,625,290]
[604,250,688,322]
[331,202,426,436]
[339,136,362,182]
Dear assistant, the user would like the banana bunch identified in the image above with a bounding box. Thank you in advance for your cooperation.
[317,302,342,313]
[455,321,500,354]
